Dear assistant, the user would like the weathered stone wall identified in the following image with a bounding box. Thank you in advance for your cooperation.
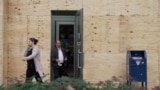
[2,0,160,89]
[0,0,5,85]
[83,0,160,89]
[4,0,82,85]
[0,0,6,85]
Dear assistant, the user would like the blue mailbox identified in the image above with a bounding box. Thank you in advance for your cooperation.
[127,50,147,89]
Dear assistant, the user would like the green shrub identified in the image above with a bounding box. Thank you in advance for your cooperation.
[50,76,94,90]
[94,80,139,90]
[0,85,4,90]
[7,81,58,90]
[116,82,139,90]
[152,86,160,90]
[1,76,141,90]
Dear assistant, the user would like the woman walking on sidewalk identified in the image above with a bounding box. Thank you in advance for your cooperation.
[23,38,44,82]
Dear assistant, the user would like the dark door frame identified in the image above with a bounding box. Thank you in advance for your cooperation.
[51,10,83,81]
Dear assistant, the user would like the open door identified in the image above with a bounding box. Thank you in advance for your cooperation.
[74,9,83,79]
[51,10,83,80]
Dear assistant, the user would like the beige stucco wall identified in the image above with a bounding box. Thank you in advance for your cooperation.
[2,0,160,89]
[4,0,82,85]
[0,0,4,85]
[0,0,3,84]
[83,0,160,89]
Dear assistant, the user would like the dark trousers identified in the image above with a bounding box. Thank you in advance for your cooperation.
[53,63,65,80]
[26,63,42,83]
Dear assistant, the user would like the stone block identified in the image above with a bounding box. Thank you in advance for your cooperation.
[49,0,82,10]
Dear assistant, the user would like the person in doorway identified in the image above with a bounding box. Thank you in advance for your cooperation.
[52,40,67,80]
[23,38,44,82]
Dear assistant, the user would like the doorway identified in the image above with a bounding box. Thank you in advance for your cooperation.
[59,24,74,77]
[51,10,83,80]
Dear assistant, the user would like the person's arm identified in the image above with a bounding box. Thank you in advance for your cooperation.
[24,46,39,60]
[51,49,56,62]
[24,49,28,57]
[24,47,30,57]
[52,49,59,62]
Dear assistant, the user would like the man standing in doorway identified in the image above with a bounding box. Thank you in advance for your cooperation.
[52,40,67,80]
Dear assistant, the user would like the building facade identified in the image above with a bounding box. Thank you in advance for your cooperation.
[0,0,160,89]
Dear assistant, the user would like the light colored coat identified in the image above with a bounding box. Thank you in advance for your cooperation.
[24,46,44,77]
